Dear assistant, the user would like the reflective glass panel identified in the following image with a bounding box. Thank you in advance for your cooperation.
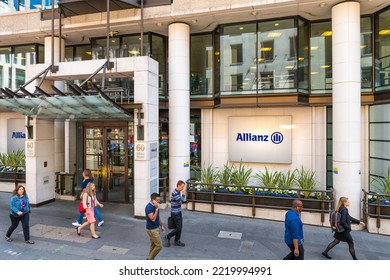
[361,17,372,91]
[220,23,256,95]
[375,9,390,91]
[191,34,213,97]
[310,21,332,94]
[258,19,297,93]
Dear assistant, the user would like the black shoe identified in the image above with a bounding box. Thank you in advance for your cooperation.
[174,240,185,247]
[91,235,101,239]
[76,227,80,236]
[164,235,170,247]
[322,252,332,259]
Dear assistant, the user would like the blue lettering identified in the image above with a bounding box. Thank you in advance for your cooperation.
[11,132,26,139]
[264,135,269,142]
[236,133,243,141]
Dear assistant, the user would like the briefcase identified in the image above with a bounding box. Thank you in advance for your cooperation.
[167,216,176,229]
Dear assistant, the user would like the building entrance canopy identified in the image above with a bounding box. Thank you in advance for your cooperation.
[0,94,132,120]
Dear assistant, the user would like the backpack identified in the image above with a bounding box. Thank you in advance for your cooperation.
[329,211,345,233]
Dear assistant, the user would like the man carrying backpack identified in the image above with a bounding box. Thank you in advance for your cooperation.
[322,197,365,260]
[283,199,304,260]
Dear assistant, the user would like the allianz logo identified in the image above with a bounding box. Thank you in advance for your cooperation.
[236,132,284,144]
[11,132,26,139]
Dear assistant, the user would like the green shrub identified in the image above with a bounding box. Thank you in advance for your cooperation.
[255,167,281,188]
[295,166,317,197]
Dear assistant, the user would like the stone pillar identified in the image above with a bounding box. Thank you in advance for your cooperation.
[332,2,361,218]
[54,120,65,172]
[25,119,55,205]
[133,57,159,217]
[65,120,77,174]
[168,23,190,196]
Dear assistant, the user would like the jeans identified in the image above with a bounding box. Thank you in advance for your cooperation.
[6,213,30,241]
[166,212,183,242]
[78,206,103,224]
[146,228,162,260]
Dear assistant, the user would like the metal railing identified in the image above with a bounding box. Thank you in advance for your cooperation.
[187,181,334,223]
[55,172,77,196]
[362,190,390,228]
[0,164,26,187]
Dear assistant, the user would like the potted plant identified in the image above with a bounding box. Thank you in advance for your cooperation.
[369,168,390,216]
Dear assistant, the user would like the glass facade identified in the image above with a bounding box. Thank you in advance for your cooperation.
[361,17,373,92]
[298,18,309,93]
[0,45,38,90]
[190,34,213,97]
[310,21,332,94]
[0,0,54,13]
[375,8,390,91]
[369,104,390,193]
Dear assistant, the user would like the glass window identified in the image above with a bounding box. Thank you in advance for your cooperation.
[310,21,332,94]
[369,104,390,193]
[92,38,120,60]
[0,47,11,88]
[37,45,44,64]
[65,46,74,62]
[120,35,149,57]
[11,45,37,89]
[258,19,297,93]
[361,17,373,91]
[191,34,213,97]
[151,34,167,99]
[375,8,390,91]
[298,19,309,93]
[74,45,92,61]
[220,23,256,95]
[326,107,333,189]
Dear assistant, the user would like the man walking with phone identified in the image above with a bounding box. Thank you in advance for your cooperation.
[164,180,186,247]
[145,192,165,260]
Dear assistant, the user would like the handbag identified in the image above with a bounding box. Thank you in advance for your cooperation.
[78,202,86,213]
[167,216,176,229]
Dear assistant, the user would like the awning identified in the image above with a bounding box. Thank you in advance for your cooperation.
[58,0,172,17]
[0,95,133,120]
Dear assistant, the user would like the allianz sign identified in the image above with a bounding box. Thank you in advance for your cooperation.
[11,132,26,139]
[229,116,292,164]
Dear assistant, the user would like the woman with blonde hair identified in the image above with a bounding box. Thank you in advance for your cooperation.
[76,182,102,239]
[322,196,365,260]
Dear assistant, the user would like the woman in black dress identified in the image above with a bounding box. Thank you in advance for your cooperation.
[322,197,365,260]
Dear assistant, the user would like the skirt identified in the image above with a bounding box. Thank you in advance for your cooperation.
[86,208,96,223]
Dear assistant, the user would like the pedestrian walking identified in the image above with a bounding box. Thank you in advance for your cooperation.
[322,196,365,260]
[283,199,304,260]
[76,182,101,239]
[72,169,104,227]
[5,185,34,244]
[164,180,186,247]
[145,192,165,260]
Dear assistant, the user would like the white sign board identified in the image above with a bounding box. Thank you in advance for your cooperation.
[228,116,292,163]
[25,141,35,157]
[134,142,148,160]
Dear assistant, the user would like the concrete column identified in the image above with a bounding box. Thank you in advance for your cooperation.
[25,119,55,205]
[44,36,65,65]
[168,23,190,196]
[332,2,361,218]
[133,57,159,217]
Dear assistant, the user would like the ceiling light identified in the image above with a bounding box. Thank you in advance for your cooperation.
[157,22,163,27]
[360,45,367,49]
[192,19,197,24]
[251,11,257,16]
[260,47,272,51]
[310,46,319,51]
[379,30,390,35]
[240,27,244,30]
[320,65,331,69]
[319,3,327,8]
[285,65,294,69]
[298,57,305,61]
[275,23,279,26]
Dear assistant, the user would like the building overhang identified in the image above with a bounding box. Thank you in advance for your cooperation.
[58,0,172,17]
[0,94,133,120]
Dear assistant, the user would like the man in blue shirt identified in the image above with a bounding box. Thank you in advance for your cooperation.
[164,180,186,247]
[283,199,304,260]
[145,192,165,260]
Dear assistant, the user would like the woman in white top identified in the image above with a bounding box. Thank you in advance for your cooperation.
[76,182,102,239]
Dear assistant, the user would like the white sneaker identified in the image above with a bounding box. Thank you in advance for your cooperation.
[98,220,104,227]
[72,222,81,227]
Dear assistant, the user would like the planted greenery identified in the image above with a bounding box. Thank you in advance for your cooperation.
[278,169,298,188]
[218,162,234,185]
[371,167,390,195]
[198,163,219,191]
[295,166,317,198]
[0,149,25,172]
[254,167,281,188]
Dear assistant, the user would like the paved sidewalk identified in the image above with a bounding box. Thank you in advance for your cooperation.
[0,192,389,260]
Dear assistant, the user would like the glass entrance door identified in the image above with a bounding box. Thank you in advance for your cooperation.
[85,123,133,203]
